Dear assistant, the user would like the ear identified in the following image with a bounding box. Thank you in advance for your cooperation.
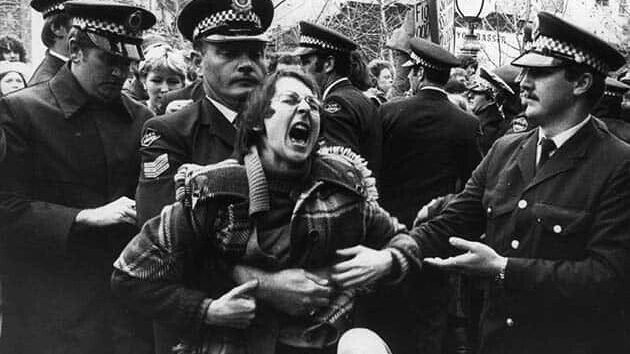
[323,55,335,74]
[68,38,82,63]
[51,22,69,39]
[573,71,594,96]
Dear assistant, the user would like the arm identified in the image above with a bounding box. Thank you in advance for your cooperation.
[135,118,188,225]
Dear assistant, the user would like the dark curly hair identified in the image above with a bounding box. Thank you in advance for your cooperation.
[233,68,321,161]
[0,36,27,62]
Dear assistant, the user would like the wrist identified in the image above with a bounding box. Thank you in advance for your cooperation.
[494,257,508,286]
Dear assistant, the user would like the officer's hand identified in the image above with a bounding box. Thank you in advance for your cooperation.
[165,99,193,114]
[205,280,258,329]
[259,268,333,316]
[424,237,507,277]
[75,196,137,227]
[331,245,393,289]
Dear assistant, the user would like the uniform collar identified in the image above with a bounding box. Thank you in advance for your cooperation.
[206,96,238,124]
[419,86,448,96]
[538,115,592,150]
[323,77,350,100]
[48,49,69,62]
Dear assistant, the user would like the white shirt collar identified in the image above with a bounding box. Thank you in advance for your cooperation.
[323,77,350,100]
[537,115,592,150]
[49,49,69,62]
[419,86,449,96]
[206,96,238,124]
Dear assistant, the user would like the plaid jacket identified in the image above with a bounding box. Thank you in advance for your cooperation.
[113,147,420,354]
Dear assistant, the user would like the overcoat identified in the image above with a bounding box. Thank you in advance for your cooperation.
[412,118,630,354]
[27,49,65,86]
[321,78,382,179]
[367,87,481,354]
[0,65,154,354]
[135,97,235,226]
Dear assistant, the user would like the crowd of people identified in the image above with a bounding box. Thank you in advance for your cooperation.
[1,0,630,354]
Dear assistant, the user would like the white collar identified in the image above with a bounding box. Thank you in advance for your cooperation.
[323,77,350,100]
[48,49,69,62]
[537,115,591,150]
[206,96,238,124]
[419,86,449,96]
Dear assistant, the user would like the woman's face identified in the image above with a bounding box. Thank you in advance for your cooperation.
[143,68,185,111]
[2,50,20,62]
[0,71,25,95]
[376,67,393,93]
[260,76,321,172]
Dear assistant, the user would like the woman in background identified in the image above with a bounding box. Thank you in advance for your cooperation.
[0,61,28,96]
[366,60,394,105]
[138,45,187,115]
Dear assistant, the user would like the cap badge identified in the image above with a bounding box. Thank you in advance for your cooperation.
[126,11,143,33]
[232,0,252,13]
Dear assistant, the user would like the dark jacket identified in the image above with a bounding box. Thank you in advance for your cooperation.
[601,117,630,143]
[162,79,205,107]
[113,147,420,354]
[0,65,154,354]
[135,97,235,226]
[380,87,482,227]
[322,78,382,180]
[412,118,630,354]
[367,87,482,354]
[475,102,510,155]
[27,50,65,86]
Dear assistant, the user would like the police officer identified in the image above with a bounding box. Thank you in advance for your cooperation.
[413,12,630,354]
[296,21,382,178]
[368,37,481,354]
[467,67,515,154]
[593,77,630,143]
[29,0,72,85]
[135,0,273,225]
[0,1,156,353]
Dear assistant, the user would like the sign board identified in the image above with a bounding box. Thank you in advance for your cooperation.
[453,27,521,68]
[435,0,455,51]
[414,0,431,39]
[414,0,455,51]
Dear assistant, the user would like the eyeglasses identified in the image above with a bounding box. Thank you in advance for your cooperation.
[275,92,322,112]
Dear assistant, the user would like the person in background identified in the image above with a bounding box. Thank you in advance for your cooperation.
[28,0,72,85]
[593,77,630,143]
[492,64,529,134]
[0,36,26,63]
[0,61,28,96]
[365,59,394,106]
[413,11,630,354]
[466,67,515,155]
[138,45,187,115]
[444,70,469,111]
[0,2,156,353]
[113,69,420,354]
[458,55,478,81]
[372,37,482,354]
[122,33,169,103]
[296,21,382,179]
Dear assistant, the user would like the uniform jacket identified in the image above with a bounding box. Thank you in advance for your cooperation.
[162,79,205,107]
[369,87,482,354]
[380,87,482,227]
[0,65,154,354]
[136,97,235,225]
[322,78,382,180]
[27,50,65,86]
[601,117,630,143]
[412,118,630,354]
[113,147,421,354]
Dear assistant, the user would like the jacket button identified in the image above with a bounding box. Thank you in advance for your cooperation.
[511,240,519,249]
[536,218,542,223]
[487,207,492,214]
[553,225,562,234]
[518,200,528,209]
[506,318,515,327]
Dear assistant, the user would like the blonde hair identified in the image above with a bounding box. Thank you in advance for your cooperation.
[139,45,187,80]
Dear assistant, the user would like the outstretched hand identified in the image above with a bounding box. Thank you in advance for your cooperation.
[424,237,507,277]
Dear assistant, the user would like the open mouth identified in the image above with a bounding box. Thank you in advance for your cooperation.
[288,122,311,147]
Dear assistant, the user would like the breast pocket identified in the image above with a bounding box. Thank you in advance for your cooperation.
[532,203,592,258]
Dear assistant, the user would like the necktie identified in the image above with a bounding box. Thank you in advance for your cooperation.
[537,137,557,171]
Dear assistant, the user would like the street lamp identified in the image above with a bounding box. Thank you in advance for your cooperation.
[456,0,485,58]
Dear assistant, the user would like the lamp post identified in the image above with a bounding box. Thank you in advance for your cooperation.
[456,0,485,58]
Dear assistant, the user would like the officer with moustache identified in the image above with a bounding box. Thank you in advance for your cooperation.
[0,1,156,353]
[413,12,630,354]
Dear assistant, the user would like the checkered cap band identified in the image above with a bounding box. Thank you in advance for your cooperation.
[43,2,65,17]
[299,35,345,52]
[409,51,450,71]
[73,17,138,37]
[193,9,261,40]
[532,34,609,75]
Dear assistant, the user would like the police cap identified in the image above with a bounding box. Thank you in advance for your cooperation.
[295,21,358,56]
[402,37,460,71]
[31,0,69,18]
[177,0,274,43]
[512,11,625,75]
